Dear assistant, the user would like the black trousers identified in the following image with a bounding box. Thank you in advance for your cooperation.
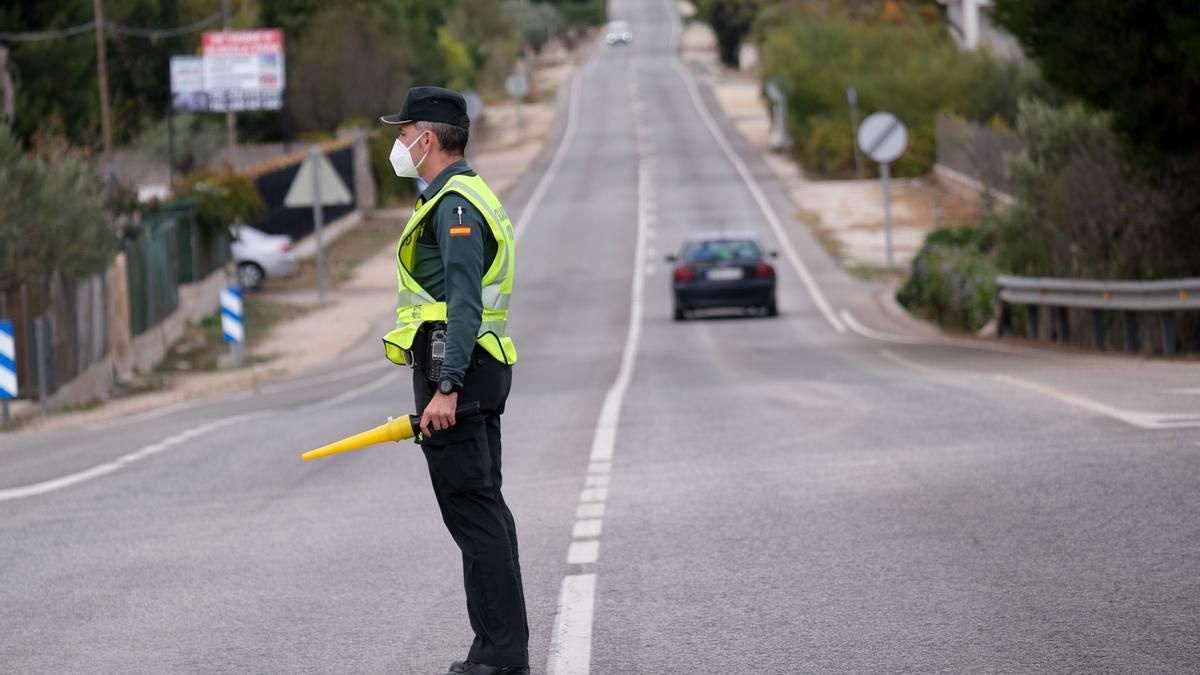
[413,353,528,667]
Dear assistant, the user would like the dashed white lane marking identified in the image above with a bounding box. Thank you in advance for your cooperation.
[547,40,657,675]
[567,540,601,565]
[547,574,596,675]
[576,503,606,519]
[671,52,846,334]
[584,474,610,488]
[579,487,608,503]
[573,519,604,538]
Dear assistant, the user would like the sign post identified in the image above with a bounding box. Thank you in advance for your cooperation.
[766,79,790,152]
[221,287,245,368]
[505,72,529,141]
[856,111,908,270]
[847,87,864,179]
[0,320,15,428]
[283,147,354,304]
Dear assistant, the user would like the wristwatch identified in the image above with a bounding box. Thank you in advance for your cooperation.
[438,379,460,395]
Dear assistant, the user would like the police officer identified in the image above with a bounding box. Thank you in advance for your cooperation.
[380,87,528,675]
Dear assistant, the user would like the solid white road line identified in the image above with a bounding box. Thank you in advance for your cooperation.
[1,368,404,503]
[671,54,846,334]
[87,359,386,432]
[882,348,1200,430]
[992,374,1200,430]
[842,310,928,345]
[514,67,584,245]
[547,574,597,675]
[299,371,401,413]
[845,309,1064,360]
[0,414,257,502]
[878,349,959,377]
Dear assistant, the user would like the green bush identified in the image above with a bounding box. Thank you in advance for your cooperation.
[0,127,115,290]
[898,226,998,332]
[696,0,762,67]
[760,11,1045,178]
[547,0,606,27]
[989,99,1200,280]
[175,166,265,233]
[504,1,566,51]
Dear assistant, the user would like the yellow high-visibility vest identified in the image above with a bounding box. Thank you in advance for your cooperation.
[382,174,517,367]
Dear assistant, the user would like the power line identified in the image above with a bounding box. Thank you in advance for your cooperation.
[0,10,226,43]
[0,22,97,43]
[108,11,224,39]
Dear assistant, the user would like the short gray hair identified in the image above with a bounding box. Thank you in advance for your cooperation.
[415,120,469,156]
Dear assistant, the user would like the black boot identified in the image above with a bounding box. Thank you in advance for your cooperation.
[443,661,530,675]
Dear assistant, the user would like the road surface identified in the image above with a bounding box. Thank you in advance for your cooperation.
[1,1,1198,672]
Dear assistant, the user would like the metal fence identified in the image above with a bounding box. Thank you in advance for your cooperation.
[0,201,232,410]
[124,213,182,336]
[996,275,1200,357]
[165,204,231,285]
[0,272,109,401]
[935,115,1023,199]
[249,142,357,241]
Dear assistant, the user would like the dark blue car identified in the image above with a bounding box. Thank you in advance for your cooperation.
[666,233,778,321]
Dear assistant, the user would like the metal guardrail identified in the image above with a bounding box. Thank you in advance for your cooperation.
[996,275,1200,357]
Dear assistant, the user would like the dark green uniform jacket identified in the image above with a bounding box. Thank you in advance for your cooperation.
[412,159,499,387]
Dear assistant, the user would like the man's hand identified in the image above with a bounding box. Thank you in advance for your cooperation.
[420,391,459,436]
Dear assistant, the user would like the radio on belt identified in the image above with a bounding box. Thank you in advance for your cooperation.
[427,324,447,381]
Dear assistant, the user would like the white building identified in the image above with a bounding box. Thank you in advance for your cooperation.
[938,0,1023,60]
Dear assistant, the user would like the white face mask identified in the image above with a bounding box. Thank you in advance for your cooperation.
[389,132,429,178]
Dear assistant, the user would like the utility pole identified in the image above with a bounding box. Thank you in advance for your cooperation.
[223,0,237,152]
[93,0,113,162]
[0,46,14,122]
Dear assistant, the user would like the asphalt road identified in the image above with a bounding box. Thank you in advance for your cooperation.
[2,1,1198,672]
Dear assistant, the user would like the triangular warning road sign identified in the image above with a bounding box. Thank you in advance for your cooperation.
[284,150,354,208]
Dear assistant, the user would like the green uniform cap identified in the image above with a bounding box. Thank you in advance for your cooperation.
[380,86,470,129]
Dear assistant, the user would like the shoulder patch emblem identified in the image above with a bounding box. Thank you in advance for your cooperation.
[449,225,472,237]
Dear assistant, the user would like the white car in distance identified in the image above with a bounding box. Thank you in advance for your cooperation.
[606,20,633,45]
[230,225,298,290]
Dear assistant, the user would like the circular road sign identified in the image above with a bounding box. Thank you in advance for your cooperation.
[856,111,908,164]
[505,73,530,99]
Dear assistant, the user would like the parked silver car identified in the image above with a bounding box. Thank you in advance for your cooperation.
[230,225,298,290]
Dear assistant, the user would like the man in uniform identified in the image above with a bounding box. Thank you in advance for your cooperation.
[380,87,528,675]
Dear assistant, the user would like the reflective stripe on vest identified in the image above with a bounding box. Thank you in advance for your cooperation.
[382,174,517,367]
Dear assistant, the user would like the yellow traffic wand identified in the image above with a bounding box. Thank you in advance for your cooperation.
[301,402,480,461]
